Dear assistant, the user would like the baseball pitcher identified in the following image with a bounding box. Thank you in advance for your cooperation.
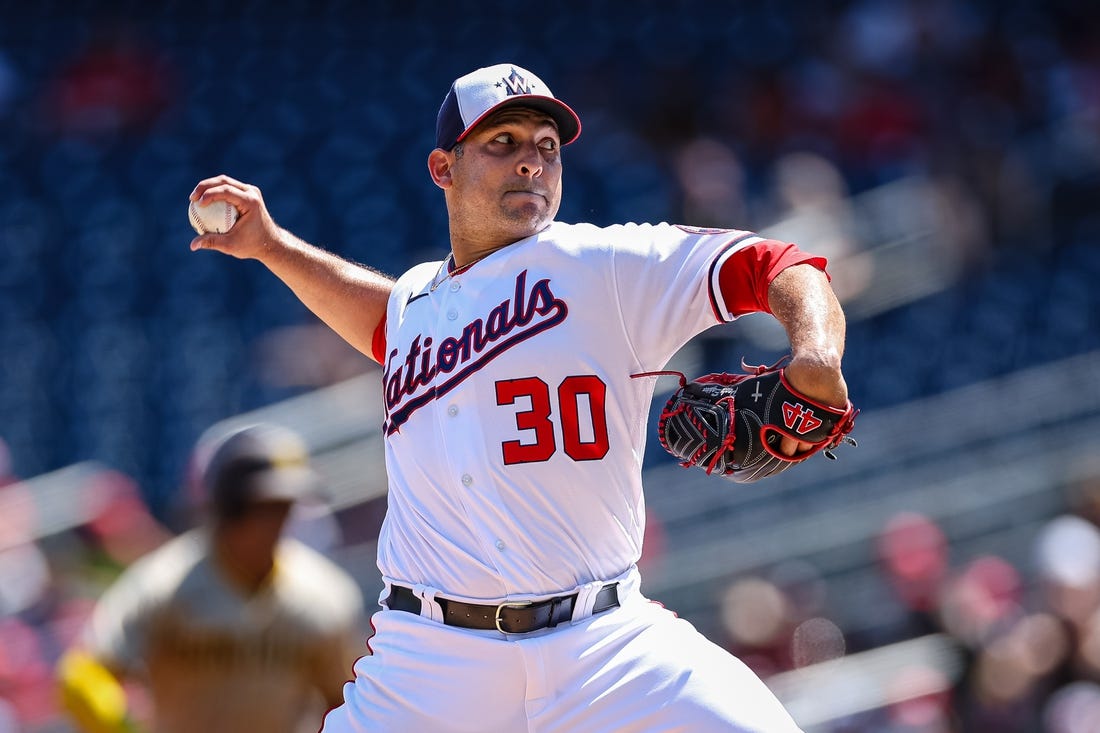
[190,63,856,732]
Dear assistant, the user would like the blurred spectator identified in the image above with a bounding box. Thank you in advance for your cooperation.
[937,555,1022,650]
[1034,514,1100,631]
[719,560,850,680]
[671,136,748,229]
[877,511,949,630]
[56,423,366,733]
[37,21,177,139]
[790,616,846,669]
[81,469,171,567]
[762,151,872,303]
[669,135,755,368]
[720,575,792,678]
[1042,681,1100,733]
[960,612,1069,732]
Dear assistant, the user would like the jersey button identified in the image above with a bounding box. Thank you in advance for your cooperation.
[447,405,458,416]
[449,281,461,292]
[495,540,506,551]
[461,474,473,486]
[447,309,458,321]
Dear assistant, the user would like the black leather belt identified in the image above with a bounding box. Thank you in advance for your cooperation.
[386,583,620,634]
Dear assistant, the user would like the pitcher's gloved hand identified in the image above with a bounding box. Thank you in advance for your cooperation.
[648,356,859,483]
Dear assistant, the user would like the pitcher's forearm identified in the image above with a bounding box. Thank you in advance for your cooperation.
[261,229,394,359]
[767,263,848,407]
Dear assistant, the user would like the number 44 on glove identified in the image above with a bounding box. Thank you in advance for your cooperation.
[635,357,859,483]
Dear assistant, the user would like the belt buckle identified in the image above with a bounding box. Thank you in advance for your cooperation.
[494,600,533,633]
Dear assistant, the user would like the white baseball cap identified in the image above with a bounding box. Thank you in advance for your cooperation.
[435,63,581,151]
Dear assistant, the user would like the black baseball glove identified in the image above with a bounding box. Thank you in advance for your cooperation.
[646,357,858,483]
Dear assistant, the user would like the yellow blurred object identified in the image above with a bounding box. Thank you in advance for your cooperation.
[57,649,138,733]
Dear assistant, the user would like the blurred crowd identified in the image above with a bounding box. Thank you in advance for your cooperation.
[1,0,1100,731]
[708,475,1100,733]
[0,441,168,731]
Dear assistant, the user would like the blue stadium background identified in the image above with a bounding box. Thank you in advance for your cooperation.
[2,0,1097,515]
[1,1,1100,731]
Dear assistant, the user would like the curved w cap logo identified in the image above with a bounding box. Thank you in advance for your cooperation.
[501,67,534,96]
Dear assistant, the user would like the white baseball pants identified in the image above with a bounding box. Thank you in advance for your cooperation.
[320,569,803,732]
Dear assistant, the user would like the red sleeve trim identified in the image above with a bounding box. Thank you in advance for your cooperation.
[712,239,829,319]
[370,313,387,364]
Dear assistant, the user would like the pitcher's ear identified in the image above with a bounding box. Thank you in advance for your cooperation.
[428,149,454,189]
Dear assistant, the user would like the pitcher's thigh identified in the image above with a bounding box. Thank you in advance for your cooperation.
[537,603,803,733]
[320,611,528,733]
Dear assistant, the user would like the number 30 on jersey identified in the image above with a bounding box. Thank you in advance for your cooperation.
[495,376,609,464]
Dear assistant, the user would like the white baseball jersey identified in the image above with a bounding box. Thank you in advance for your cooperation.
[375,221,794,600]
[325,221,815,732]
[83,530,365,733]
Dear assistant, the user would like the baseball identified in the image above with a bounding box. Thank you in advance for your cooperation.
[188,199,239,235]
